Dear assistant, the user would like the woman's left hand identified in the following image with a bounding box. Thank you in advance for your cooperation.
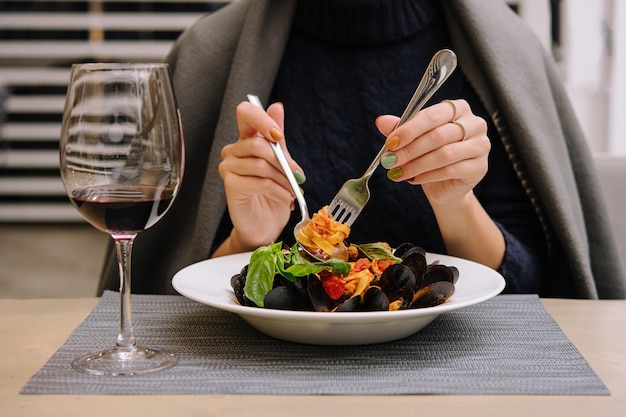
[377,99,505,270]
[376,99,490,206]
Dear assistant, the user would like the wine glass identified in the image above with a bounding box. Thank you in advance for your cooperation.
[59,63,184,375]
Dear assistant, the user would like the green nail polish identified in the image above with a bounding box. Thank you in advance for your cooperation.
[387,167,403,180]
[294,170,306,185]
[381,153,397,169]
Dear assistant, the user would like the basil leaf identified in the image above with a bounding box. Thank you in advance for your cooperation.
[356,243,402,262]
[283,263,323,277]
[319,258,352,275]
[287,243,307,264]
[244,242,283,307]
[283,255,351,278]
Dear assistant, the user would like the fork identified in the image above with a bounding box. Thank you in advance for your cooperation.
[327,49,458,226]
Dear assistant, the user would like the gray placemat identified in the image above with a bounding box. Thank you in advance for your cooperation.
[21,292,608,395]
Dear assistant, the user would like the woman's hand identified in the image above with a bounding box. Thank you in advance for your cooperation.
[214,101,304,256]
[376,99,490,205]
[376,99,504,270]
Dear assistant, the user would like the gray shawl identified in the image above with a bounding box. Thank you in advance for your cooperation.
[99,0,626,299]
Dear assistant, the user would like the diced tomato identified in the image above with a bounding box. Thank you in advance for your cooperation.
[377,259,395,272]
[351,257,371,273]
[319,271,345,300]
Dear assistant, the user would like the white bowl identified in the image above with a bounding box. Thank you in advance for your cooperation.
[172,252,505,345]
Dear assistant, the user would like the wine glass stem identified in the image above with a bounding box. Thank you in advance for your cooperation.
[114,235,137,351]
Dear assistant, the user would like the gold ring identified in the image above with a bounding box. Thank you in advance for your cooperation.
[442,99,457,121]
[452,120,467,141]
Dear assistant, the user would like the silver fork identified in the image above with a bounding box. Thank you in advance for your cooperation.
[327,49,458,226]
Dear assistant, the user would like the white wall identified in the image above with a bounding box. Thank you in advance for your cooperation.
[512,0,552,49]
[560,0,609,152]
[559,0,625,154]
[607,0,626,154]
[514,0,625,155]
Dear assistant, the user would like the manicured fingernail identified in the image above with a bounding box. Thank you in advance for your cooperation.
[299,186,305,196]
[387,167,403,180]
[294,170,306,185]
[385,135,400,150]
[269,127,283,141]
[381,153,397,169]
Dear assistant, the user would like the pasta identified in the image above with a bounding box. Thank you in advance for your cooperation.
[296,206,350,258]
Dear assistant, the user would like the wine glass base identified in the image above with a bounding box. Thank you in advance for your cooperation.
[72,346,178,376]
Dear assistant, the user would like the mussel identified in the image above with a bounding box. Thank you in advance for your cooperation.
[307,274,336,312]
[387,287,414,310]
[422,263,459,286]
[230,271,256,307]
[411,281,455,308]
[264,285,311,310]
[400,246,428,282]
[375,263,416,293]
[335,286,389,312]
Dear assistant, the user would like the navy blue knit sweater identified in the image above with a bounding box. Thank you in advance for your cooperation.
[221,0,548,294]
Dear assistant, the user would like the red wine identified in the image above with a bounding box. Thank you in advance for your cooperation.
[70,185,175,234]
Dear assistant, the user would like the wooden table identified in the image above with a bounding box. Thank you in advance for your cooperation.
[1,297,625,416]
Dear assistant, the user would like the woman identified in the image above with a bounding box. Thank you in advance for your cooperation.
[99,0,625,299]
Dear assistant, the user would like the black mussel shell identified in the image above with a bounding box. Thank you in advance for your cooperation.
[398,244,426,261]
[264,285,311,311]
[410,281,455,308]
[307,274,337,312]
[335,287,390,312]
[393,242,418,259]
[273,274,295,287]
[448,266,460,284]
[292,276,313,307]
[419,264,456,289]
[387,286,415,310]
[400,247,428,280]
[270,275,314,310]
[376,263,416,293]
[230,273,256,307]
[335,295,364,312]
[230,273,245,303]
[361,286,390,311]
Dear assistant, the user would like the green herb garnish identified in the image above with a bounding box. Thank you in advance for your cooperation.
[355,243,402,262]
[243,242,351,307]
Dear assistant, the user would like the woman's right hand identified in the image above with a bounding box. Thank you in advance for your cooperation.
[215,101,304,256]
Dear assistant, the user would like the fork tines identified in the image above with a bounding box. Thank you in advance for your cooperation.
[329,199,358,226]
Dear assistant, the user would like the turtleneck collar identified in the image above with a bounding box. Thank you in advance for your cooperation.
[292,0,442,45]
